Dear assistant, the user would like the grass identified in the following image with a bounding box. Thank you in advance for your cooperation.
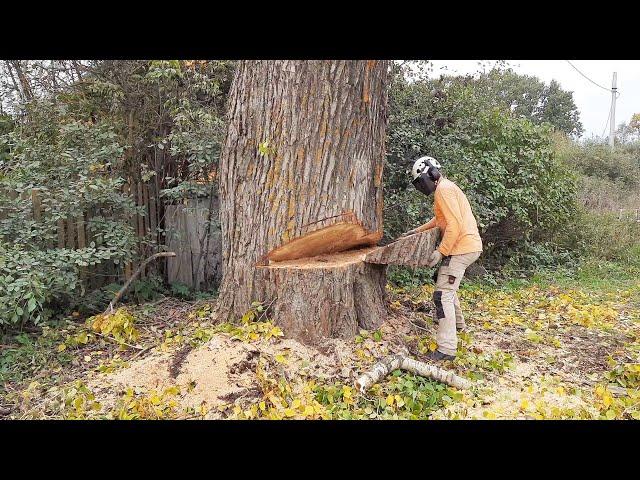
[2,252,639,419]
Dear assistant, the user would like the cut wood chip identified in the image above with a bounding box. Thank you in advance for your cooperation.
[365,229,440,267]
[264,221,382,264]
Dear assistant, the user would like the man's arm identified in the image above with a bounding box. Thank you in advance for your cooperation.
[401,217,437,237]
[415,217,437,233]
[436,191,464,256]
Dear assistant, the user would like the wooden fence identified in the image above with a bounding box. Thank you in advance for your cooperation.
[2,182,222,291]
[165,196,222,290]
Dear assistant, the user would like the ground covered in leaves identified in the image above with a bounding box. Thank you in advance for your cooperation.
[1,261,639,420]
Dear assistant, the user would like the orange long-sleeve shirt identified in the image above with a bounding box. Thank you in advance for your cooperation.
[418,178,483,256]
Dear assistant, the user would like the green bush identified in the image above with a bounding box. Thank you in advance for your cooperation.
[570,211,640,265]
[385,69,579,266]
[554,135,640,213]
[386,265,436,288]
[557,139,640,188]
[0,101,138,327]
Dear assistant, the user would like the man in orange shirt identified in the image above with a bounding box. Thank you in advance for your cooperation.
[403,156,483,362]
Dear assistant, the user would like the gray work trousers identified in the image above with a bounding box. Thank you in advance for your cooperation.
[432,251,481,356]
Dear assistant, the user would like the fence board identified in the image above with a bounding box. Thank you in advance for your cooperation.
[165,196,222,290]
[57,219,65,248]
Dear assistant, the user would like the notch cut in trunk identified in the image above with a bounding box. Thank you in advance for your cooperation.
[261,216,382,265]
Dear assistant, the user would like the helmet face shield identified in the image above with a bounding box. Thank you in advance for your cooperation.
[412,172,437,196]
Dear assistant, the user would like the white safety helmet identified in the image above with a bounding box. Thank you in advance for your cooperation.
[411,156,442,197]
[412,156,442,181]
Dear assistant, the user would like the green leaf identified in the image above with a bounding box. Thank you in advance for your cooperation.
[27,297,37,312]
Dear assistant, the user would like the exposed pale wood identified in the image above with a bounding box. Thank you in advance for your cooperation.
[365,229,441,266]
[124,262,132,281]
[257,248,387,344]
[264,219,381,264]
[355,354,473,392]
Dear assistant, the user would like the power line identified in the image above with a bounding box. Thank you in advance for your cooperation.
[566,60,612,93]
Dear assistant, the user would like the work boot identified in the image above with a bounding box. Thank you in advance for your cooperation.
[425,350,456,362]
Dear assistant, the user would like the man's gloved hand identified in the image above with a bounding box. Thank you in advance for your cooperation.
[400,229,418,238]
[428,249,443,268]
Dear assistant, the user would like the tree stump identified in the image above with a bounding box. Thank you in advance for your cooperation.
[365,229,441,267]
[257,248,387,345]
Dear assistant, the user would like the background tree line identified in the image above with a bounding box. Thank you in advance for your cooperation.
[1,60,638,328]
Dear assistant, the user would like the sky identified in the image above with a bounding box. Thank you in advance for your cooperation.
[426,60,640,139]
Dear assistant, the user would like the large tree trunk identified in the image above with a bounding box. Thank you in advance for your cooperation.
[217,60,390,342]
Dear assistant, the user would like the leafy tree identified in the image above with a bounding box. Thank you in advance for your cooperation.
[384,65,579,265]
[0,60,236,328]
[538,80,583,137]
[475,69,583,137]
[615,114,640,144]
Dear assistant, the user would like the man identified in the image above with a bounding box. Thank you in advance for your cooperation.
[403,156,483,362]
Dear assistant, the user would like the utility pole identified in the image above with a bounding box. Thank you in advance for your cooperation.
[609,72,617,148]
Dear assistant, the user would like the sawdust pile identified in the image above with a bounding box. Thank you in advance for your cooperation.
[88,334,352,417]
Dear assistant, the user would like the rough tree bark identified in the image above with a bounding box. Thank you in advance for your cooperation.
[365,229,441,266]
[217,60,390,342]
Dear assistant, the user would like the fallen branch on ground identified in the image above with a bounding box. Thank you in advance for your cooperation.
[106,252,176,314]
[355,354,473,392]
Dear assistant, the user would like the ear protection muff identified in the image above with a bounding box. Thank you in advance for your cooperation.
[426,166,441,182]
[412,171,437,196]
[412,166,441,196]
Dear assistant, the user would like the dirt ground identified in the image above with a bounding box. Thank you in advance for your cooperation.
[2,279,639,420]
